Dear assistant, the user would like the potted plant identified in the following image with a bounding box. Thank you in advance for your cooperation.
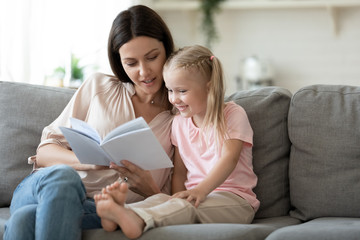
[200,0,226,49]
[70,53,84,83]
[49,53,85,88]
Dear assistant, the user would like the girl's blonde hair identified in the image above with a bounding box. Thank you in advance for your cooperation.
[164,45,227,145]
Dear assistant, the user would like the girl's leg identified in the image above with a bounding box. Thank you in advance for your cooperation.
[95,183,197,238]
[196,191,255,224]
[94,181,170,232]
[4,165,87,240]
[96,185,254,239]
[95,183,145,239]
[129,191,254,231]
[129,193,196,230]
[93,185,119,231]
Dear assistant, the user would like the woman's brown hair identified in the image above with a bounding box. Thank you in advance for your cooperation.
[108,5,175,83]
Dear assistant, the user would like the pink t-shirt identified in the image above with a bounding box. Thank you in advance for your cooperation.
[171,101,260,211]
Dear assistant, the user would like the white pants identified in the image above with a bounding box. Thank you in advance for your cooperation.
[127,191,255,232]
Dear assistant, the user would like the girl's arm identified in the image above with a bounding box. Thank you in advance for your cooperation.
[173,139,243,207]
[171,146,187,194]
[196,138,243,194]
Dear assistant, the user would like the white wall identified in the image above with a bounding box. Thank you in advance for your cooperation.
[0,0,131,86]
[156,6,360,94]
[2,1,358,93]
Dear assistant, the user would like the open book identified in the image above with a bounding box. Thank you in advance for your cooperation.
[59,117,173,170]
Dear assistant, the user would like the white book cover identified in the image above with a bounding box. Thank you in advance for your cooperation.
[59,117,173,170]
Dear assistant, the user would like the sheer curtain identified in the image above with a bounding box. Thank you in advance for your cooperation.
[0,0,132,85]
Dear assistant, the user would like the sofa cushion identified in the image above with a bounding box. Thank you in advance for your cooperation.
[288,85,360,221]
[0,208,10,236]
[266,217,360,240]
[0,81,75,207]
[82,216,300,240]
[226,87,292,218]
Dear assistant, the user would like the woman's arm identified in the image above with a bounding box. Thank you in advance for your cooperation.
[172,139,243,207]
[171,147,187,194]
[36,144,107,171]
[35,76,112,171]
[109,146,188,197]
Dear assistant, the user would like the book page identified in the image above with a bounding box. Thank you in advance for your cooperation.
[102,117,148,144]
[70,117,101,144]
[101,128,173,170]
[60,117,172,169]
[60,127,111,166]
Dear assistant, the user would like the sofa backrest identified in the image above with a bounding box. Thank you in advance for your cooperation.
[0,81,75,207]
[288,84,360,221]
[0,81,293,219]
[226,87,292,219]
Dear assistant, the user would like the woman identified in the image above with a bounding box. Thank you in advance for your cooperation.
[4,5,175,240]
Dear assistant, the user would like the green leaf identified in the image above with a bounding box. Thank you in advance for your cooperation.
[200,0,226,49]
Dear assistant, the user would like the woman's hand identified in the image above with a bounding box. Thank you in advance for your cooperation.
[171,187,207,208]
[109,160,161,198]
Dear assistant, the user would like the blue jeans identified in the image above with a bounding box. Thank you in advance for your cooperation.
[4,165,102,240]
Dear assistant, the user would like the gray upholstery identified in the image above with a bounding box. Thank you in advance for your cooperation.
[1,80,359,240]
[226,87,292,218]
[0,209,10,237]
[0,81,75,207]
[266,217,360,240]
[82,217,300,240]
[288,85,360,221]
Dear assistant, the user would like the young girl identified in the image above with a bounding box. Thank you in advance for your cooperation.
[94,45,259,239]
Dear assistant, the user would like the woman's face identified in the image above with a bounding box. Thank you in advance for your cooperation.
[119,36,167,96]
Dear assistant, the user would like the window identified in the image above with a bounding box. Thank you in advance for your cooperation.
[0,0,131,85]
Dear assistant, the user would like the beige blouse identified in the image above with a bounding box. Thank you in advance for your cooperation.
[29,72,174,203]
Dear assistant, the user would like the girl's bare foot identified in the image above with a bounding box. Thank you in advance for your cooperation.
[105,181,124,204]
[94,192,118,231]
[94,180,129,231]
[96,183,145,239]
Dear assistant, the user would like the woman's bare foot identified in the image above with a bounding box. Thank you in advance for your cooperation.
[94,192,118,231]
[96,183,145,239]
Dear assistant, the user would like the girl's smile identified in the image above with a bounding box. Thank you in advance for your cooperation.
[164,67,209,127]
[174,104,188,112]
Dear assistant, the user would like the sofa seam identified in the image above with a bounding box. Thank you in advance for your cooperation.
[0,81,75,95]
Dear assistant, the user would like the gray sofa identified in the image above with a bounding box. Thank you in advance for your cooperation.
[1,80,359,240]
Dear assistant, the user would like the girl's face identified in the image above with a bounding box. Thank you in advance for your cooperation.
[119,36,166,97]
[164,67,209,127]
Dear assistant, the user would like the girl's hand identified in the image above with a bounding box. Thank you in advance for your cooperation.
[171,188,207,208]
[109,160,161,198]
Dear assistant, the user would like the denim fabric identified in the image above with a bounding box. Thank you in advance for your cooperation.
[4,165,101,240]
[82,199,102,229]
